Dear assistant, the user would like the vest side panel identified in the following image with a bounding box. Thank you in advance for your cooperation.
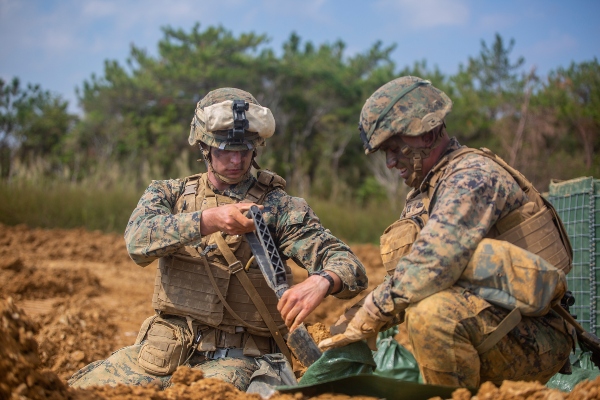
[220,268,293,335]
[152,255,229,326]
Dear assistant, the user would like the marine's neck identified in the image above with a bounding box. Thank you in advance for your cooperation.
[207,170,231,191]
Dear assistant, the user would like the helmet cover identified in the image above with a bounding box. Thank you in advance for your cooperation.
[359,76,452,154]
[189,88,274,151]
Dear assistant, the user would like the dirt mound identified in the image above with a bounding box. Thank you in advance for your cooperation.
[450,378,600,399]
[0,256,102,300]
[0,297,70,400]
[0,223,129,265]
[0,298,375,400]
[0,238,120,380]
[36,296,120,380]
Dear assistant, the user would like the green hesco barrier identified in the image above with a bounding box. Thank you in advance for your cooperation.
[548,177,600,337]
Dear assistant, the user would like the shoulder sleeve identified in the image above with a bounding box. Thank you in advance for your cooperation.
[372,154,528,315]
[124,179,204,267]
[260,188,368,299]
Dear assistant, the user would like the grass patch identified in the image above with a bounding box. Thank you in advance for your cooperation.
[0,180,142,233]
[0,180,403,244]
[307,197,402,245]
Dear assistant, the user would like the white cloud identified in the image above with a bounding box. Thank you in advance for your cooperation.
[375,0,470,28]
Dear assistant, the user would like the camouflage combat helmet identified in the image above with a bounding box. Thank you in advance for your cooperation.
[359,76,453,154]
[189,88,274,151]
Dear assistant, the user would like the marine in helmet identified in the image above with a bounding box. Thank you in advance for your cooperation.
[68,88,368,393]
[320,77,575,388]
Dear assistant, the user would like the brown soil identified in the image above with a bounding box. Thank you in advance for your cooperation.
[0,223,597,399]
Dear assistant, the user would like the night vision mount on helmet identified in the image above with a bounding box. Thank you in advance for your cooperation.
[189,87,276,185]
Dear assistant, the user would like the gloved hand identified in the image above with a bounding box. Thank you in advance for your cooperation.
[318,292,391,352]
[329,296,364,335]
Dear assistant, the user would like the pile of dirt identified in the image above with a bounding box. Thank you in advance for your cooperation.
[0,256,103,300]
[0,243,121,380]
[36,296,120,380]
[0,297,377,400]
[448,379,600,399]
[0,297,70,400]
[0,223,129,265]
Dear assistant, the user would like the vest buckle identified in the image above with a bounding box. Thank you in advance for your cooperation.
[229,261,243,274]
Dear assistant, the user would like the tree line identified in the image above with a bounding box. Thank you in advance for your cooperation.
[1,24,599,202]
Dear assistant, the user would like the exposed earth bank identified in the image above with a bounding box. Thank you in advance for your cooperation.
[1,223,598,399]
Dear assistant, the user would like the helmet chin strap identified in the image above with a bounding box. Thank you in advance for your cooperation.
[399,127,445,188]
[199,144,256,186]
[400,146,431,188]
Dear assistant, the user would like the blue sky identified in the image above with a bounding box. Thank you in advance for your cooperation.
[1,0,598,114]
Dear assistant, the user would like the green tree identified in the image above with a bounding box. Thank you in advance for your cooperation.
[0,77,74,179]
[260,33,396,197]
[73,23,270,184]
[72,25,397,197]
[544,59,600,170]
[448,33,526,149]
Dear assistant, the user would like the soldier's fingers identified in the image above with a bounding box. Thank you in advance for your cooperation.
[231,210,255,229]
[283,305,300,329]
[277,290,292,314]
[289,308,310,332]
[318,335,351,351]
[235,202,265,215]
[281,299,305,329]
[235,202,256,213]
[366,335,378,351]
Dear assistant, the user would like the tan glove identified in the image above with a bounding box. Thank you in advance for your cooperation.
[318,292,391,352]
[329,295,365,335]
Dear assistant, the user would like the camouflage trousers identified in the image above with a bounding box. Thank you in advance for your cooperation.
[404,286,575,388]
[67,344,296,393]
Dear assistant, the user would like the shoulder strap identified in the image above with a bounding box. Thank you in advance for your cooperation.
[471,148,573,263]
[425,146,476,202]
[476,308,522,354]
[430,147,573,268]
[212,232,292,363]
[176,173,203,213]
[245,169,286,204]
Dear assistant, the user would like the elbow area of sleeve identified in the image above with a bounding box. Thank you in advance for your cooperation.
[175,211,203,245]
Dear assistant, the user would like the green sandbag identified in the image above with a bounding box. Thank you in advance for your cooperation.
[546,352,600,392]
[373,327,422,383]
[298,341,376,385]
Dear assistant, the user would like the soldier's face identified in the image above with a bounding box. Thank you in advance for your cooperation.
[210,147,253,181]
[380,136,414,180]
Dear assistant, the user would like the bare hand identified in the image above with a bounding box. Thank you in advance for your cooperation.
[200,203,263,236]
[278,273,339,332]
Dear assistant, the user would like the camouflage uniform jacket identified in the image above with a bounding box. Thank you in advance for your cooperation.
[372,137,529,316]
[124,172,367,300]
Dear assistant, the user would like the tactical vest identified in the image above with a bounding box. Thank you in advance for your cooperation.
[151,170,292,338]
[380,147,573,277]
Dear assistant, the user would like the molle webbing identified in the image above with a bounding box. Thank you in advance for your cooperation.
[246,169,286,203]
[153,171,290,344]
[153,254,229,326]
[426,147,573,274]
